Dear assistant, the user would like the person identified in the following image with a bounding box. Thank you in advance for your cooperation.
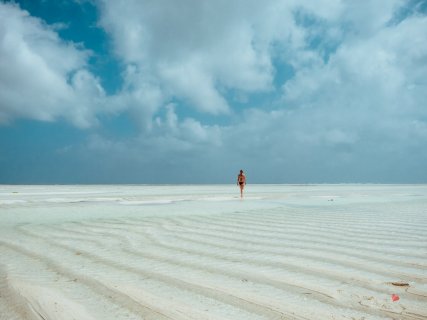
[237,169,246,198]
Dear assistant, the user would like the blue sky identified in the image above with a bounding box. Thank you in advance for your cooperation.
[1,0,427,184]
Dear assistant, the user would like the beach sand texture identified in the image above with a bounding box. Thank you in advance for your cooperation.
[0,184,426,320]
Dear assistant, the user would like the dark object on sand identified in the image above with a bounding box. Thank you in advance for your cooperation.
[391,282,409,287]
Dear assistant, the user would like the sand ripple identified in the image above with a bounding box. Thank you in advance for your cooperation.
[1,185,427,319]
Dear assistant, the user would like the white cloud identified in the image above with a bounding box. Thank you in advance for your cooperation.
[76,0,427,182]
[153,104,222,146]
[0,2,104,128]
[2,0,427,183]
[97,0,293,114]
[158,60,229,114]
[283,12,427,123]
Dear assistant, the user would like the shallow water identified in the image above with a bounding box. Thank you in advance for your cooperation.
[1,185,427,320]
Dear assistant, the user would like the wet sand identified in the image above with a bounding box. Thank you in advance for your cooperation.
[1,184,426,320]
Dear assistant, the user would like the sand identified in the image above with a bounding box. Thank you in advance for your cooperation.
[0,184,426,320]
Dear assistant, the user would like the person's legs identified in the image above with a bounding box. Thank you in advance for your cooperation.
[239,184,244,198]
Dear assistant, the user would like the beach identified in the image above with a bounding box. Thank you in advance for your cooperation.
[0,184,426,320]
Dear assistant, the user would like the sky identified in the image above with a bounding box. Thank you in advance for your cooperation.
[0,0,427,184]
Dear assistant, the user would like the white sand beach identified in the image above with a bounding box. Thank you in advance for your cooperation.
[0,184,426,320]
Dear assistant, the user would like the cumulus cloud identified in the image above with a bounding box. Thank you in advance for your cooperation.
[97,0,289,114]
[283,10,427,137]
[74,0,426,183]
[0,2,104,127]
[2,0,427,183]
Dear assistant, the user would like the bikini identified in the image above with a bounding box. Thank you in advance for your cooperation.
[238,175,245,185]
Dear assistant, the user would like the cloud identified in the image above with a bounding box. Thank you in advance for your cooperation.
[73,0,426,183]
[1,0,427,183]
[97,0,293,115]
[271,7,427,181]
[283,11,427,130]
[0,2,104,128]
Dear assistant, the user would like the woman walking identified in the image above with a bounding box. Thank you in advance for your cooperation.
[237,170,246,198]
